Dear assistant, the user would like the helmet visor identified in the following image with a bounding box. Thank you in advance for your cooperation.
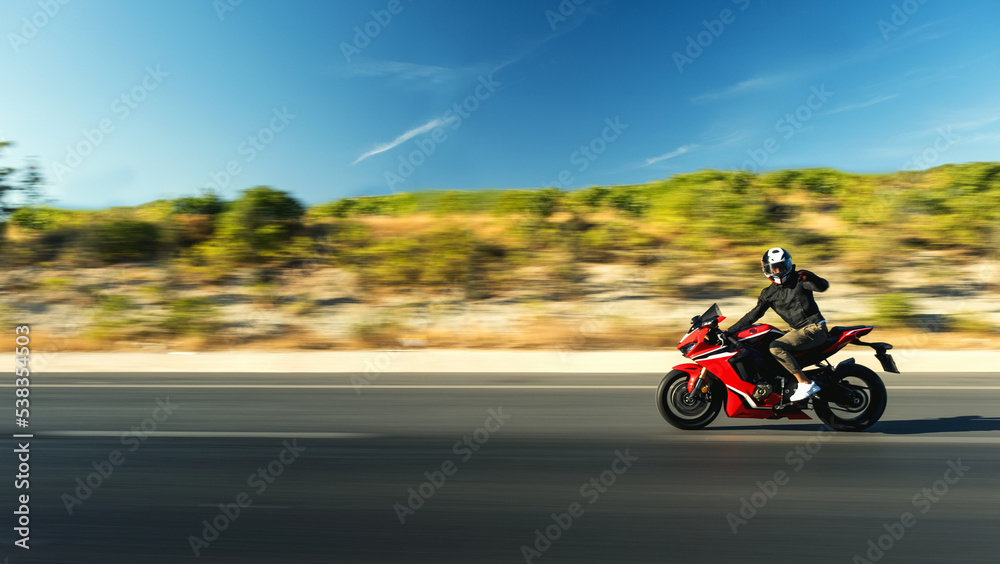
[762,259,791,277]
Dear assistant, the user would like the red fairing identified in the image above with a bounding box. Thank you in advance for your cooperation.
[722,383,810,419]
[724,384,763,417]
[734,324,779,340]
[696,347,811,420]
[678,329,702,348]
[677,315,727,359]
[677,327,707,352]
[671,363,703,393]
[696,354,759,417]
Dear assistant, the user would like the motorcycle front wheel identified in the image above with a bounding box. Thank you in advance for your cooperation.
[656,369,723,430]
[813,364,887,431]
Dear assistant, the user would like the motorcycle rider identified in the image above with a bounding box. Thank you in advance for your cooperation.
[729,247,828,402]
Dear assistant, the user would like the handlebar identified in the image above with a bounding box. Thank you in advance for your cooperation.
[712,326,741,348]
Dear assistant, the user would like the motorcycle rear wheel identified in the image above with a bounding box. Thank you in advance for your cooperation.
[656,370,724,430]
[813,364,887,431]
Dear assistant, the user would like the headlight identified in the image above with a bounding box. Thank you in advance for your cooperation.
[680,343,695,357]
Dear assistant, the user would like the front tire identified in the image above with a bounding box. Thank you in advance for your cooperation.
[656,370,723,430]
[813,364,887,431]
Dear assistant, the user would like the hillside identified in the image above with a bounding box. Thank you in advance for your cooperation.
[1,164,998,351]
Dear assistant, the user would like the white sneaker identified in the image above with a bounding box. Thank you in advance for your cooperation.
[789,382,821,402]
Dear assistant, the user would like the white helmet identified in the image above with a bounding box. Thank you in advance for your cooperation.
[761,247,794,284]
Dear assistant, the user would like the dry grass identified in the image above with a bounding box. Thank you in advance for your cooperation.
[7,258,999,352]
[799,211,847,233]
[29,324,1000,352]
[359,214,451,238]
[417,316,681,350]
[861,329,1000,350]
[21,322,1000,352]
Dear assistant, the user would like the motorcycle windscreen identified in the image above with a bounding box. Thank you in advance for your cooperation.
[696,303,723,326]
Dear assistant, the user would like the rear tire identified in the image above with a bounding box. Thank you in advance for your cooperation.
[813,364,887,431]
[656,370,724,430]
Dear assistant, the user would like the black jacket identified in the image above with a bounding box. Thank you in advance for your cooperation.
[730,270,829,331]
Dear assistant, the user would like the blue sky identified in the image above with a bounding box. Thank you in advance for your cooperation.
[2,0,999,209]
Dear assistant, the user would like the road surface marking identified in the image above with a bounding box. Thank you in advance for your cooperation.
[11,384,654,389]
[34,430,1000,445]
[887,386,1000,390]
[7,384,1000,390]
[39,431,378,439]
[656,434,1000,445]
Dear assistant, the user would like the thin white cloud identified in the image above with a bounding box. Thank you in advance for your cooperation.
[897,20,949,43]
[641,131,750,168]
[894,114,1000,140]
[950,115,1000,131]
[348,2,604,83]
[824,94,898,115]
[352,117,453,164]
[807,18,952,78]
[492,0,604,74]
[349,5,605,165]
[964,132,1000,144]
[644,144,697,166]
[706,130,749,148]
[690,77,775,104]
[347,60,459,84]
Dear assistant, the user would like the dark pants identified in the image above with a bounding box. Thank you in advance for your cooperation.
[769,322,827,375]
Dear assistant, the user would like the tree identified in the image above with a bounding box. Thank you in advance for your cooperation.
[214,186,305,261]
[0,142,45,218]
[171,191,226,215]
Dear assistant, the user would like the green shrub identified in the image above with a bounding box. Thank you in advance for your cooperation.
[9,207,65,230]
[420,228,474,286]
[352,194,418,216]
[496,188,564,218]
[162,297,220,335]
[760,168,846,194]
[283,293,316,316]
[350,317,404,347]
[872,293,915,327]
[551,262,586,284]
[578,221,655,262]
[942,312,996,333]
[351,227,507,290]
[171,193,225,215]
[353,237,424,286]
[428,190,486,215]
[97,294,136,313]
[510,217,562,251]
[264,235,317,265]
[566,186,611,212]
[308,198,358,219]
[178,241,248,284]
[86,220,161,263]
[214,186,304,262]
[40,276,71,290]
[322,221,373,264]
[83,316,150,340]
[648,176,771,239]
[170,213,216,248]
[606,185,649,216]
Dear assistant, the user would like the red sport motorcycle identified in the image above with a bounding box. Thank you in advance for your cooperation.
[656,303,899,432]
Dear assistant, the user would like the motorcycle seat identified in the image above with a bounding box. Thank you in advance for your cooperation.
[793,325,872,367]
[827,325,869,337]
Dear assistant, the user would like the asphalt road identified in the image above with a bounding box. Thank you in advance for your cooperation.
[3,371,1000,563]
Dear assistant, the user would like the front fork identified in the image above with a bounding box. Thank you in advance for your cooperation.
[688,367,709,399]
